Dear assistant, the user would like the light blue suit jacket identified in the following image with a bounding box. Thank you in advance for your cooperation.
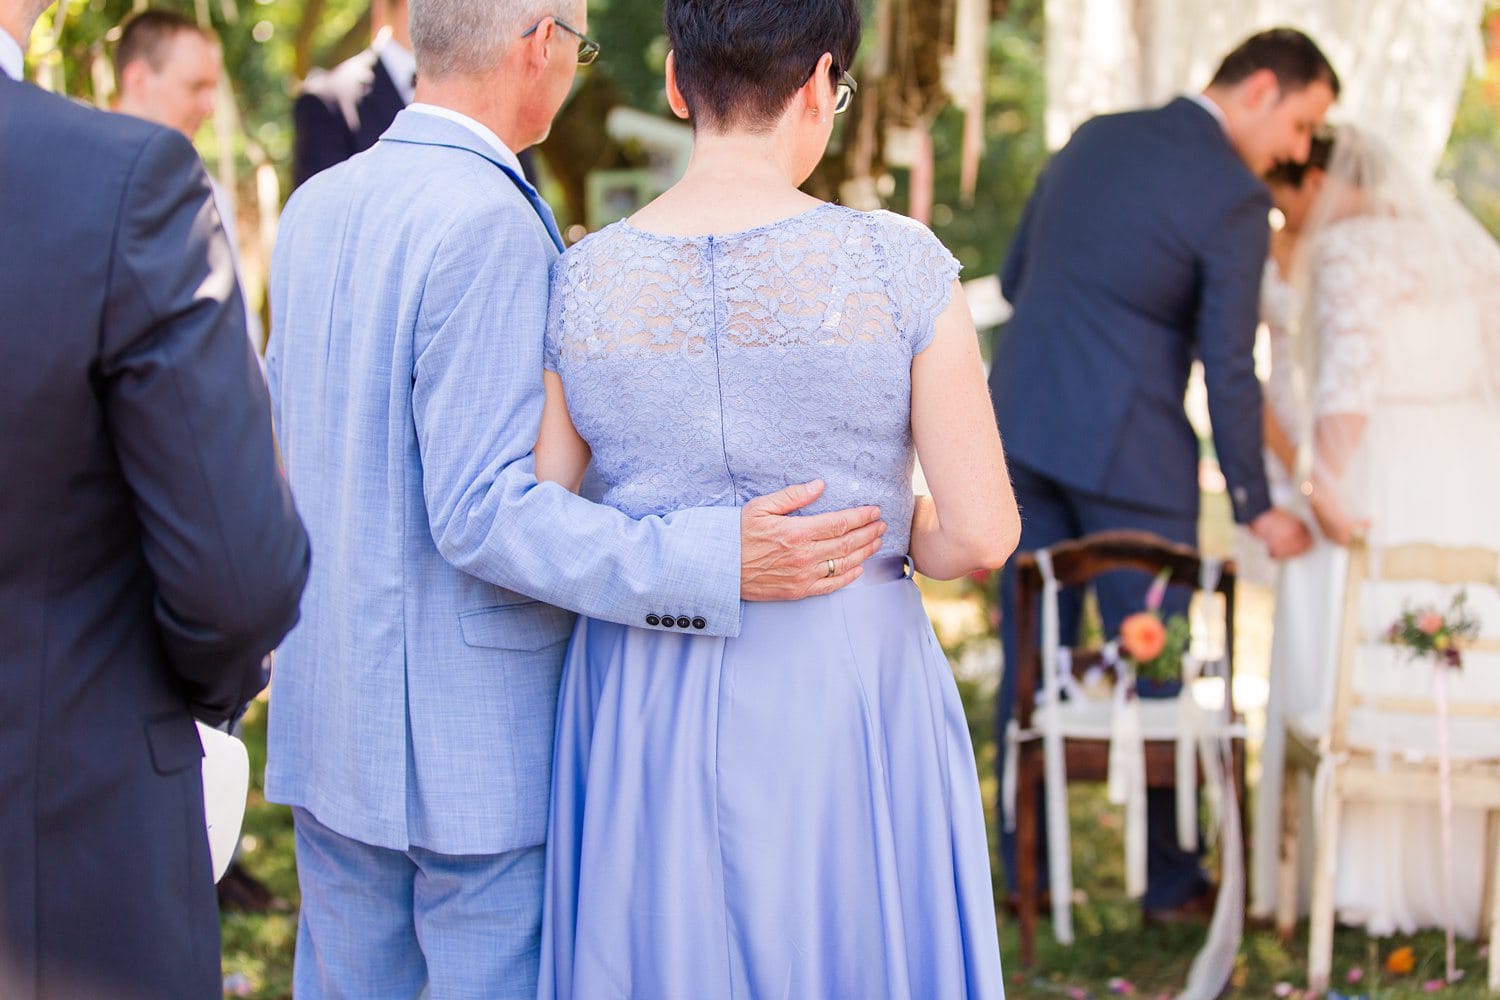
[265,110,742,855]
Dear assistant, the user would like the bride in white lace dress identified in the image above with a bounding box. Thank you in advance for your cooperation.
[1254,124,1500,936]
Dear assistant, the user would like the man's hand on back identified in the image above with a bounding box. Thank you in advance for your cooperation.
[740,480,887,601]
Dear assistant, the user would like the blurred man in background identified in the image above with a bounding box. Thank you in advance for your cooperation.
[290,0,411,188]
[114,9,264,355]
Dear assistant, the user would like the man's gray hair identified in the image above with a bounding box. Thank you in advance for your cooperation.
[410,0,565,79]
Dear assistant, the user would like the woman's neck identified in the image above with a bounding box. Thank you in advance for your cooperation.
[628,128,822,236]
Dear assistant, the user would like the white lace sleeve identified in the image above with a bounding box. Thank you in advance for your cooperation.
[1310,225,1382,418]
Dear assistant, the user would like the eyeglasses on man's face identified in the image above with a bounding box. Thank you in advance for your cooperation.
[520,17,600,66]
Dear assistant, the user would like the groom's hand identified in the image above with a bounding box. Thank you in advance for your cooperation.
[1251,507,1314,560]
[740,480,887,601]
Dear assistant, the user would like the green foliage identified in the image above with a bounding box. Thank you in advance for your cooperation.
[927,0,1046,278]
[1440,4,1500,239]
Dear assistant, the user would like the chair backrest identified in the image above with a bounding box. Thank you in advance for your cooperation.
[1329,540,1500,753]
[1013,530,1238,730]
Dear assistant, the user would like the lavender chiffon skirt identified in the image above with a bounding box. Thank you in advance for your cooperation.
[538,557,1004,999]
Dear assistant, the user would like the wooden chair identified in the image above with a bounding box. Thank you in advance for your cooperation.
[1277,540,1500,993]
[1010,530,1246,967]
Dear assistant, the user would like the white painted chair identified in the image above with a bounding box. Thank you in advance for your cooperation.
[1277,540,1500,993]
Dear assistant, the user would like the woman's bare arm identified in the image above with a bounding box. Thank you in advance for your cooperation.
[908,281,1020,579]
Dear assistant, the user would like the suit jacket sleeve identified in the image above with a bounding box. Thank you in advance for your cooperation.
[100,128,311,724]
[413,204,744,637]
[1197,186,1274,524]
[291,90,352,190]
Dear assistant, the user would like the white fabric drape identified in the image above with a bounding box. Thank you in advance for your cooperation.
[1044,0,1485,176]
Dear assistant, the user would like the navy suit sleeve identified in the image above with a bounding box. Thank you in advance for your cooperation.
[1197,186,1273,524]
[100,128,310,724]
[291,90,353,190]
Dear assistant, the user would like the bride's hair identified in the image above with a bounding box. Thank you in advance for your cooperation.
[1264,129,1335,189]
[664,0,861,134]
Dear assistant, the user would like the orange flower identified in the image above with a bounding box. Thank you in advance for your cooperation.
[1385,946,1416,976]
[1417,612,1444,635]
[1120,612,1167,662]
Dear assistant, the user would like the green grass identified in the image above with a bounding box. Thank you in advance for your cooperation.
[220,669,1491,999]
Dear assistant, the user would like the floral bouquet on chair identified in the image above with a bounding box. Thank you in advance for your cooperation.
[1385,590,1480,669]
[1117,568,1191,685]
[1382,588,1482,986]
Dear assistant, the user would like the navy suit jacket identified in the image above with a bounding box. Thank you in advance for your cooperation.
[0,73,308,997]
[291,47,405,189]
[991,97,1272,523]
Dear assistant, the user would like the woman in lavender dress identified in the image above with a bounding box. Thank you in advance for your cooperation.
[531,1,1018,996]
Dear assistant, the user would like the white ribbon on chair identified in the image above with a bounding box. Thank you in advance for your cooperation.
[1036,548,1077,944]
[1176,557,1225,854]
[1106,651,1149,900]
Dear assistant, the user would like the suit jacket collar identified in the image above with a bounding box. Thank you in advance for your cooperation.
[1169,96,1240,154]
[382,106,525,179]
[381,108,563,251]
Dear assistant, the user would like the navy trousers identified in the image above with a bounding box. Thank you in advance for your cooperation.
[996,460,1209,911]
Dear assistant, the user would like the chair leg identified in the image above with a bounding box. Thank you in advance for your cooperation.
[1481,811,1498,942]
[1489,809,1500,992]
[1307,773,1342,995]
[1017,745,1039,968]
[1275,757,1300,942]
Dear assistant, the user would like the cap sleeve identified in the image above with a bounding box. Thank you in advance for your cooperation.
[874,211,962,357]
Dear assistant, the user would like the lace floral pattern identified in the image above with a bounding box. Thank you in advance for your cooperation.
[1309,219,1405,418]
[545,204,961,556]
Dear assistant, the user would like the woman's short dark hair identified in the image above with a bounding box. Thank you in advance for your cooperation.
[1210,27,1340,99]
[1264,127,1336,188]
[665,0,862,133]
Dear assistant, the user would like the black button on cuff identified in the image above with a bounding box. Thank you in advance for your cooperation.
[675,616,691,629]
[659,615,675,628]
[691,617,707,630]
[646,614,661,627]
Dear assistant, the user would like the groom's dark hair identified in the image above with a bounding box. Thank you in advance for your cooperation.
[1210,28,1340,98]
[665,0,862,133]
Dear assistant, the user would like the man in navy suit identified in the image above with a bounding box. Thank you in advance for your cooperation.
[291,0,411,188]
[991,28,1336,921]
[0,0,309,994]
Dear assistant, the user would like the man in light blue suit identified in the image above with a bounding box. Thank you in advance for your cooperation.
[264,0,888,995]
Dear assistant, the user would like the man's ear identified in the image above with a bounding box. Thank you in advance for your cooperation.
[1244,67,1281,112]
[119,59,151,97]
[521,16,557,73]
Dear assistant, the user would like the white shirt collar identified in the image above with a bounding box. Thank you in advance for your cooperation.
[0,28,24,81]
[1188,92,1230,135]
[406,103,526,180]
[373,26,415,104]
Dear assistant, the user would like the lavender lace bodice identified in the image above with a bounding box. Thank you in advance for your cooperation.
[544,203,961,557]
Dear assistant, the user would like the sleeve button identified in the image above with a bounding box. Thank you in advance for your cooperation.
[691,617,707,630]
[646,615,661,627]
[660,615,675,628]
[675,616,691,629]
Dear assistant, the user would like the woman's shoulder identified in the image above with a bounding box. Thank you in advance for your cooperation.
[557,220,634,268]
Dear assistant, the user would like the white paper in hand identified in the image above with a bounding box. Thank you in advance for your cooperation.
[195,721,250,883]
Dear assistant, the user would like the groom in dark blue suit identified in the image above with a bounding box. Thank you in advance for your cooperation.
[992,29,1336,920]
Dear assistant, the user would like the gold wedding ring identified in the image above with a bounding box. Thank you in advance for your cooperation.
[825,558,837,578]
